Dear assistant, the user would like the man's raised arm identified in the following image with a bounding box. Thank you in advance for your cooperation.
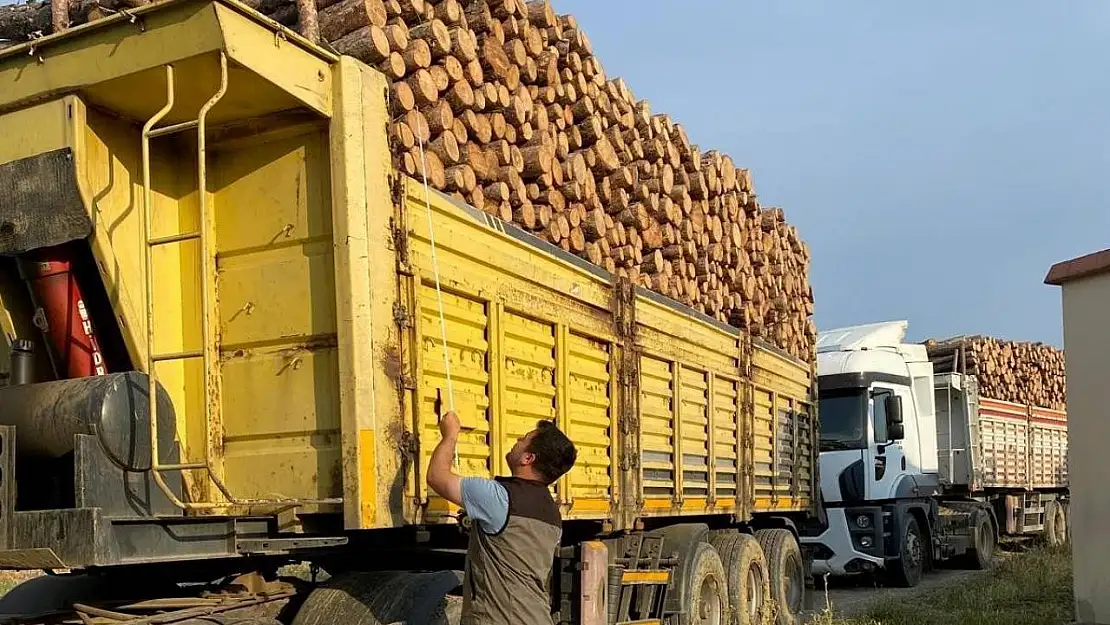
[426,410,463,506]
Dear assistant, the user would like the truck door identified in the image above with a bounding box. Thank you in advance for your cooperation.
[865,386,905,500]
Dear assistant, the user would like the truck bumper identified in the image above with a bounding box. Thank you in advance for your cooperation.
[800,507,885,576]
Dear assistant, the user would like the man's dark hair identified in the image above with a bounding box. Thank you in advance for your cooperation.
[529,420,577,485]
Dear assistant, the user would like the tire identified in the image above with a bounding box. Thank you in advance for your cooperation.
[887,515,925,588]
[754,529,804,625]
[959,508,995,570]
[677,541,729,625]
[709,531,772,625]
[1045,499,1067,547]
[291,570,463,625]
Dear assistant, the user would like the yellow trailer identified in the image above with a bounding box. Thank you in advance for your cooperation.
[0,2,818,623]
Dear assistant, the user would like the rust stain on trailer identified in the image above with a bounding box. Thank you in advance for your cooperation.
[379,341,403,384]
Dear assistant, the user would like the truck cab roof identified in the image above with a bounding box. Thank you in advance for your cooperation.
[816,320,928,381]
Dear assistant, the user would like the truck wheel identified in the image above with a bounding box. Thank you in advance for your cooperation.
[1045,500,1067,547]
[677,541,729,625]
[755,529,804,625]
[959,509,995,570]
[887,515,924,588]
[291,570,462,625]
[709,531,772,625]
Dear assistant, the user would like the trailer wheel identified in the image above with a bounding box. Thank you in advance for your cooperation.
[676,541,729,625]
[887,515,924,588]
[755,529,804,625]
[960,509,995,570]
[709,531,772,625]
[291,570,462,625]
[1045,500,1067,547]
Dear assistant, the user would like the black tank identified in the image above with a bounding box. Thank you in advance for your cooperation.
[0,371,176,471]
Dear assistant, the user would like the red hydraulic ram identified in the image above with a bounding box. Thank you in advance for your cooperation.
[18,246,108,379]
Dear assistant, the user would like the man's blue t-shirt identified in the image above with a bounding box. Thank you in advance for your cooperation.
[460,477,510,534]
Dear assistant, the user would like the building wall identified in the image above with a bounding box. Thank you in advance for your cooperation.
[1060,273,1110,625]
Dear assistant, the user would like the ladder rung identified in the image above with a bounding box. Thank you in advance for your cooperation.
[158,462,209,471]
[149,120,199,138]
[149,231,201,246]
[152,349,204,362]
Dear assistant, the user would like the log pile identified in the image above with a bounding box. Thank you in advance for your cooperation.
[0,0,818,362]
[924,336,1066,411]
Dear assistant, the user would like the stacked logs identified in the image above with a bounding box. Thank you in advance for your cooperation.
[924,336,1066,411]
[0,0,818,362]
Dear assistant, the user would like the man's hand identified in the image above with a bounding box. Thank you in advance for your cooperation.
[427,408,463,506]
[439,410,461,440]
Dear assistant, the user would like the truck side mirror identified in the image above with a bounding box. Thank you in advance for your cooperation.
[886,395,905,441]
[885,395,903,424]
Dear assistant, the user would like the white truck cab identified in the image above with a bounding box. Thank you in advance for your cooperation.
[801,321,972,586]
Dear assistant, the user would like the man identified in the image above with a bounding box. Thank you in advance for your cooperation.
[427,411,577,625]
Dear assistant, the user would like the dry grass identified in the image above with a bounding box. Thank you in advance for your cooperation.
[808,545,1073,625]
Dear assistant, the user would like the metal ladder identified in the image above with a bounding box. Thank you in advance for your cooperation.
[140,52,339,511]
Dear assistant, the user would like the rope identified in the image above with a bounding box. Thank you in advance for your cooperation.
[417,136,458,467]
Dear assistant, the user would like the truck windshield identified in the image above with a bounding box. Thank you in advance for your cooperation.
[818,389,867,451]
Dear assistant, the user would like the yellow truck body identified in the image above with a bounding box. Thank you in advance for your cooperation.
[0,0,816,540]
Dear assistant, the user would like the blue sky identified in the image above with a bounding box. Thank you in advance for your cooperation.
[554,1,1110,346]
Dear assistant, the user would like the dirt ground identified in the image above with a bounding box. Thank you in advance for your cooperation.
[805,566,989,620]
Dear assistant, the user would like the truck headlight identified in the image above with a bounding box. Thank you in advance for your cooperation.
[860,535,873,548]
[856,514,871,529]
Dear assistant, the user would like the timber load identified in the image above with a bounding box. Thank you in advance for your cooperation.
[0,0,818,362]
[924,335,1066,411]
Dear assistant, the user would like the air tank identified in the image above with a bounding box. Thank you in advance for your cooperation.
[0,371,176,471]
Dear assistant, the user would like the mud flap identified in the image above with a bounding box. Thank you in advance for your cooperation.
[0,148,91,255]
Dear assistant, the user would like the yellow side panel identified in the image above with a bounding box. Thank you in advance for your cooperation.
[404,180,617,522]
[753,344,812,401]
[679,365,710,500]
[750,343,815,512]
[640,356,675,502]
[418,289,492,516]
[794,399,816,499]
[214,128,341,502]
[712,376,741,500]
[565,333,612,502]
[502,310,557,445]
[752,385,776,503]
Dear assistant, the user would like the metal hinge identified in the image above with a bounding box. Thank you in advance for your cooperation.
[619,412,641,435]
[400,431,418,458]
[619,454,641,472]
[391,218,412,272]
[393,301,412,328]
[621,365,640,386]
[389,171,405,208]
